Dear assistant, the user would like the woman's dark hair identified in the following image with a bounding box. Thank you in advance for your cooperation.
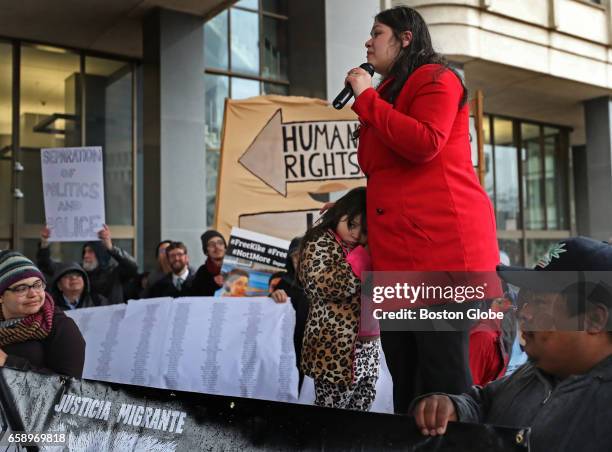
[155,240,172,258]
[298,187,367,273]
[374,6,468,107]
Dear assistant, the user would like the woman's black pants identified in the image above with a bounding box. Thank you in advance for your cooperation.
[381,329,473,414]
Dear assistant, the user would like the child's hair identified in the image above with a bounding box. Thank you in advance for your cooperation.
[268,271,286,291]
[298,187,367,273]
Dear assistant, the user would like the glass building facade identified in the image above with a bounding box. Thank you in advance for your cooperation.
[483,114,571,266]
[0,41,137,262]
[0,1,578,268]
[204,0,289,225]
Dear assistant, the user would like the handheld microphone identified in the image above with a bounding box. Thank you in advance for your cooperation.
[332,63,375,110]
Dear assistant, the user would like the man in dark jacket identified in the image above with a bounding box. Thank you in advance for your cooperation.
[190,230,227,296]
[51,262,108,310]
[147,241,195,298]
[413,237,612,452]
[37,224,138,305]
[141,240,173,296]
[269,237,309,391]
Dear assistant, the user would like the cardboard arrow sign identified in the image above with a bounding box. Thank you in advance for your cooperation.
[239,109,363,196]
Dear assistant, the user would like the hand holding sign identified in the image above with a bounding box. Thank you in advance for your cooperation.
[413,394,458,436]
[270,289,288,304]
[98,224,113,250]
[214,274,225,286]
[40,226,51,249]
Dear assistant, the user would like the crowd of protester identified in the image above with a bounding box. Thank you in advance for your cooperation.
[33,225,229,303]
[0,196,610,452]
[1,195,610,451]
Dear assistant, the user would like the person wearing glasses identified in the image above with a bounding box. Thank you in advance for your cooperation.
[190,230,228,297]
[0,251,85,378]
[37,224,139,305]
[50,262,109,311]
[146,242,195,299]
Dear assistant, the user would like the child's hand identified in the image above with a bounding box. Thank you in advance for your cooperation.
[270,289,288,303]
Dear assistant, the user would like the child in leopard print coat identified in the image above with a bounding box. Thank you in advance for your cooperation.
[298,187,381,411]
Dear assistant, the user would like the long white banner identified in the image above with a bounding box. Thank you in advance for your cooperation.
[67,297,299,403]
[67,297,394,413]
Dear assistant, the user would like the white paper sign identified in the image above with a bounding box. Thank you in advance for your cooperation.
[67,297,299,404]
[41,146,105,242]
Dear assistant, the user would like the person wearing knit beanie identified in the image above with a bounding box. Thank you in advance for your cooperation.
[189,230,228,297]
[0,250,85,378]
[0,251,46,295]
[200,230,227,255]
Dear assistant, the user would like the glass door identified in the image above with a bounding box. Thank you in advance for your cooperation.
[0,42,13,250]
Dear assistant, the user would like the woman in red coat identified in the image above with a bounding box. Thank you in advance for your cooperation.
[345,6,500,413]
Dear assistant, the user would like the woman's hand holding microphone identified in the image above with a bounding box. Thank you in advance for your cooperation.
[345,66,373,98]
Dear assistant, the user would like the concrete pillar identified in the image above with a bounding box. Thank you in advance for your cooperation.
[142,9,207,269]
[583,97,612,241]
[571,145,589,236]
[324,0,381,102]
[288,0,327,100]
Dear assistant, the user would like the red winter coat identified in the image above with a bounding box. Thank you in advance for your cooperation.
[352,64,499,272]
[469,319,509,386]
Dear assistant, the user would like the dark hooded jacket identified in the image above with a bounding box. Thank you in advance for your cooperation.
[37,241,138,305]
[50,262,109,311]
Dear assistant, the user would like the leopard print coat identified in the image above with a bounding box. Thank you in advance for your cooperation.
[298,231,361,386]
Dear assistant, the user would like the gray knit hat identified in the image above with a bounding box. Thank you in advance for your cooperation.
[0,251,46,295]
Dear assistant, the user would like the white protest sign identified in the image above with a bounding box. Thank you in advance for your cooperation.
[41,146,105,242]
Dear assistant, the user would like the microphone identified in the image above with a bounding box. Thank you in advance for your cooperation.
[332,63,375,110]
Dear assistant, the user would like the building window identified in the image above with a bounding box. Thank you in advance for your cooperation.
[0,41,13,248]
[19,45,81,226]
[84,57,134,227]
[0,41,137,260]
[484,114,571,266]
[204,0,289,226]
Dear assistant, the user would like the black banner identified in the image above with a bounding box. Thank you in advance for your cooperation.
[0,367,529,451]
